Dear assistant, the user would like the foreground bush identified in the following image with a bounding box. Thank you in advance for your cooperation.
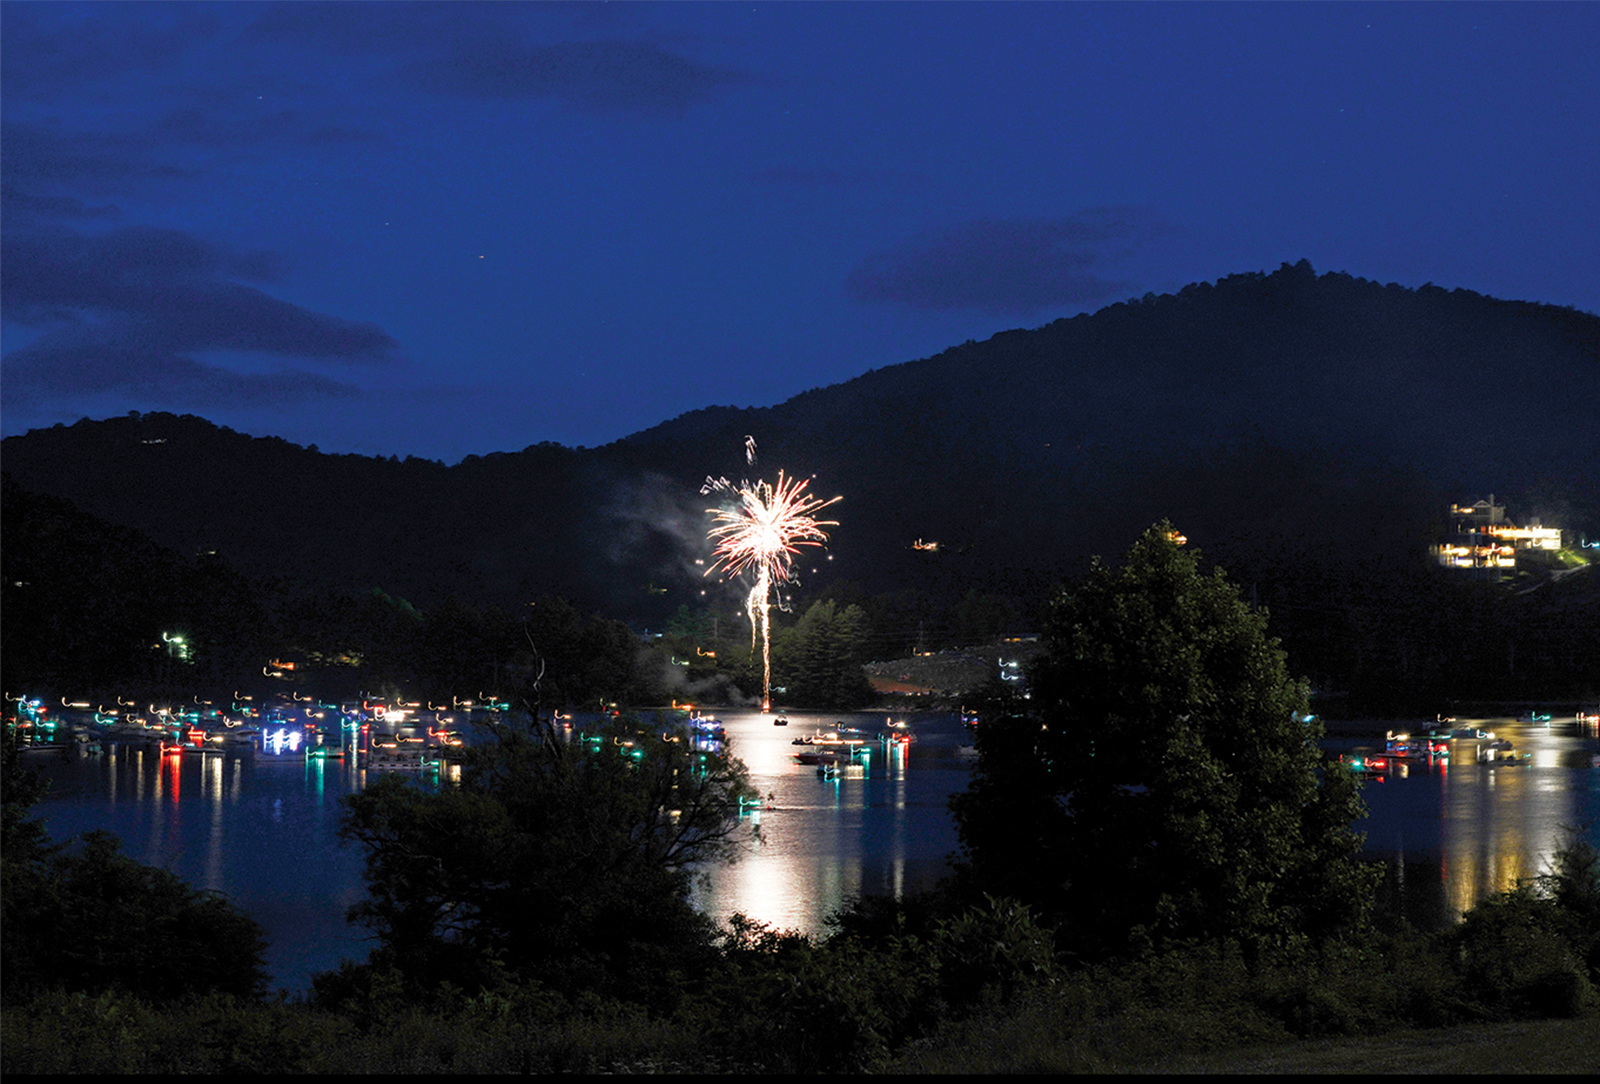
[3,727,270,1004]
[1,991,317,1075]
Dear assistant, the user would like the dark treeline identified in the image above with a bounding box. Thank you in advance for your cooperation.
[5,526,1597,1073]
[0,474,904,711]
[5,466,1595,717]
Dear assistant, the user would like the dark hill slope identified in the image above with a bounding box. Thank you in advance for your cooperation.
[4,263,1596,626]
[0,475,267,692]
[623,262,1597,585]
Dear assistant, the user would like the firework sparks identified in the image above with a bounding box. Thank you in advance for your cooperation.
[704,465,840,711]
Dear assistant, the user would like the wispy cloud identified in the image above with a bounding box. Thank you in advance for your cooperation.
[1,122,201,195]
[2,226,393,360]
[245,3,754,117]
[845,208,1170,317]
[0,4,222,103]
[0,187,120,226]
[2,339,363,412]
[242,1,518,56]
[409,38,754,115]
[1,224,396,414]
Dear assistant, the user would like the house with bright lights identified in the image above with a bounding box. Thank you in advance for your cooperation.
[1435,496,1562,577]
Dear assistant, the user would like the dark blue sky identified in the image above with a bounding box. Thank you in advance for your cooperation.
[4,2,1597,463]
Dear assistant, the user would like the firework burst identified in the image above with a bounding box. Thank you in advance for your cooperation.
[704,463,840,711]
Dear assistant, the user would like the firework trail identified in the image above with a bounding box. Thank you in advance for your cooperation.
[703,443,840,711]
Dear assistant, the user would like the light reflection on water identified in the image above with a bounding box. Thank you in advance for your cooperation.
[688,710,972,938]
[1332,716,1600,926]
[24,710,1599,994]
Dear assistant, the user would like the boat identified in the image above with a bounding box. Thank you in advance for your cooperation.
[362,746,440,770]
[773,715,789,726]
[689,716,727,743]
[1384,731,1448,759]
[791,731,869,766]
[1339,752,1381,775]
[882,718,914,743]
[169,725,224,756]
[1477,737,1530,766]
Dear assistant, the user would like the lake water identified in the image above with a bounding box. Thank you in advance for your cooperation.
[23,708,1600,995]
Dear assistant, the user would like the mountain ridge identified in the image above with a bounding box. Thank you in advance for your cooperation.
[5,262,1596,625]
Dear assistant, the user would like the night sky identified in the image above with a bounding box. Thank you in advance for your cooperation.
[4,1,1597,464]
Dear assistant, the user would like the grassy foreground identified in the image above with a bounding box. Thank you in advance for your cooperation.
[891,1016,1600,1075]
[1140,1017,1600,1074]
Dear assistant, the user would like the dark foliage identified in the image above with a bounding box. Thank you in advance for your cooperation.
[0,474,269,697]
[5,708,1597,1073]
[952,523,1380,961]
[327,713,755,1004]
[773,598,878,708]
[1,727,268,1003]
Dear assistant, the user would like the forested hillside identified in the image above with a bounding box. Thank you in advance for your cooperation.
[6,263,1597,706]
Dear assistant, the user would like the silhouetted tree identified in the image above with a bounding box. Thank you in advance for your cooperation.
[333,713,755,1001]
[952,523,1378,962]
[2,728,268,1002]
[777,600,876,708]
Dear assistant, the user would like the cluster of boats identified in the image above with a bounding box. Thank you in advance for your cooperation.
[8,695,466,772]
[673,708,916,780]
[790,731,869,767]
[790,720,914,778]
[1340,724,1532,775]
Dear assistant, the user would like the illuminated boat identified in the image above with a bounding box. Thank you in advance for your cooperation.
[1384,731,1449,759]
[792,732,869,766]
[1477,738,1530,766]
[1343,746,1437,775]
[170,725,223,756]
[881,721,914,744]
[689,716,727,743]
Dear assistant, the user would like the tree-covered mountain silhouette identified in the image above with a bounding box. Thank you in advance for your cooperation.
[5,262,1596,637]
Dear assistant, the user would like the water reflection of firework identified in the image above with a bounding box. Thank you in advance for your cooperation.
[704,469,840,711]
